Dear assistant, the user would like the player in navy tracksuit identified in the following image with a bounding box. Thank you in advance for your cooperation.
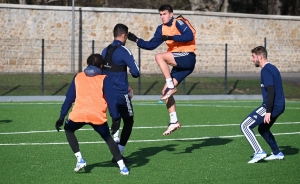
[240,46,285,163]
[101,23,140,163]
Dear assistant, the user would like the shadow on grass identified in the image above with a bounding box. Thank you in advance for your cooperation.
[51,83,69,95]
[175,137,232,154]
[1,85,20,95]
[228,80,239,94]
[186,82,199,95]
[280,145,299,156]
[0,120,12,124]
[82,144,178,173]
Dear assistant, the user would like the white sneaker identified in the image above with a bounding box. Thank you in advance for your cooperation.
[162,122,181,136]
[74,158,86,172]
[248,151,267,163]
[120,167,129,175]
[264,152,284,160]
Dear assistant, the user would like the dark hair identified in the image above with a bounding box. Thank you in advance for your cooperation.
[113,23,128,38]
[251,46,268,59]
[87,54,104,68]
[158,4,173,13]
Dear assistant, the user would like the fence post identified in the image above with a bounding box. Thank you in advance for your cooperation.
[138,47,141,95]
[92,40,94,54]
[78,8,82,72]
[264,37,267,48]
[224,43,228,95]
[41,39,44,96]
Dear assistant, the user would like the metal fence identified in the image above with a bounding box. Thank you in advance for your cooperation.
[0,38,299,96]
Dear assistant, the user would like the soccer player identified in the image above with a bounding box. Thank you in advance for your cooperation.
[101,23,140,163]
[127,4,196,136]
[240,46,285,163]
[55,54,129,175]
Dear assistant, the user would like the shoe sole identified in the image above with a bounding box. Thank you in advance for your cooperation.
[163,124,181,136]
[248,155,267,163]
[120,172,129,175]
[264,157,284,160]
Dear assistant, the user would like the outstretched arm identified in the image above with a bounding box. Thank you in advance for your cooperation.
[128,26,164,50]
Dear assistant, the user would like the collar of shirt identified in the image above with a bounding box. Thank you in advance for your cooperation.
[112,40,124,46]
[166,17,174,27]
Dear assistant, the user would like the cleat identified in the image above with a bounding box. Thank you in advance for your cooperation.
[264,152,284,160]
[74,158,86,172]
[120,167,129,175]
[163,122,181,136]
[160,87,177,100]
[248,151,267,163]
[112,156,130,163]
[113,137,120,143]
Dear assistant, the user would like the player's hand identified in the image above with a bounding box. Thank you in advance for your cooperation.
[128,32,138,42]
[264,113,271,124]
[55,118,64,132]
[162,35,173,41]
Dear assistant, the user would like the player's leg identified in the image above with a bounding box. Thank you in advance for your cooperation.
[92,122,129,175]
[162,53,196,135]
[111,118,121,143]
[155,52,178,100]
[162,80,181,136]
[64,119,86,172]
[258,114,285,160]
[112,94,134,162]
[240,106,267,163]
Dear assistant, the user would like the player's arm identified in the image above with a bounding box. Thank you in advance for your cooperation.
[103,76,120,120]
[266,85,275,113]
[121,47,140,78]
[129,26,164,50]
[60,75,77,119]
[171,20,194,42]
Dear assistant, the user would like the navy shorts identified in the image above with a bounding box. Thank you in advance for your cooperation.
[64,119,111,139]
[116,94,134,118]
[171,52,196,84]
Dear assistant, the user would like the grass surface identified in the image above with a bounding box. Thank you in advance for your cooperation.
[0,74,299,99]
[0,100,299,183]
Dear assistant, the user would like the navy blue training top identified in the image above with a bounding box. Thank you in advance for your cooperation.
[137,17,194,50]
[261,63,285,113]
[102,40,140,95]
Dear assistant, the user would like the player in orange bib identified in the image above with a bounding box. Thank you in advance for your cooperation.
[128,4,196,136]
[55,54,129,175]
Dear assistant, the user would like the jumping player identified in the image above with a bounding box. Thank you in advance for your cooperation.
[127,4,196,136]
[240,46,285,163]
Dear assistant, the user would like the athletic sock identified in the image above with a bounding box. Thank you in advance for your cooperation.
[118,144,125,155]
[113,130,119,138]
[166,78,174,89]
[170,112,178,123]
[75,152,82,162]
[117,160,125,170]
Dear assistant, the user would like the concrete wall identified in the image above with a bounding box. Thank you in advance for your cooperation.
[0,4,299,74]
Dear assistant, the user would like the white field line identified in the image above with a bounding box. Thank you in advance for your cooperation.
[0,132,300,146]
[0,122,299,135]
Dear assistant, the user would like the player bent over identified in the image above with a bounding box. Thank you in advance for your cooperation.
[55,54,129,175]
[240,46,285,164]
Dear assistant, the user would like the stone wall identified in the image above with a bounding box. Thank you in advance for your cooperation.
[0,4,299,74]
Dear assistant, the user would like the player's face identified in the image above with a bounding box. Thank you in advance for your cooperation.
[252,53,260,67]
[159,10,173,24]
